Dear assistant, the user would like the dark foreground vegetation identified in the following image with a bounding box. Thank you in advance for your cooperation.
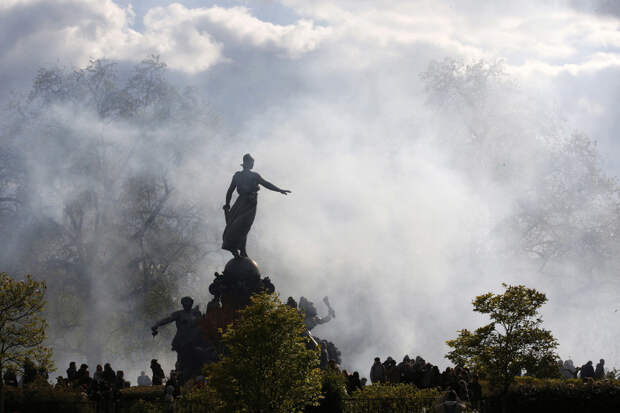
[2,273,619,413]
[4,375,620,413]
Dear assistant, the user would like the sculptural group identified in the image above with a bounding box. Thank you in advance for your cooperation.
[150,154,340,383]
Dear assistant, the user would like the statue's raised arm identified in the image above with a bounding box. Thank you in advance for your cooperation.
[149,297,209,383]
[222,154,291,258]
[151,314,176,337]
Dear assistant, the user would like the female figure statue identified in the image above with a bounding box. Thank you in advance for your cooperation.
[222,154,291,258]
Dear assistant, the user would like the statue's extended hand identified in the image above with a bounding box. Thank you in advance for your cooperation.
[151,327,158,337]
[280,190,291,195]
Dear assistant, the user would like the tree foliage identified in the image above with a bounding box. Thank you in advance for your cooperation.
[204,292,322,413]
[446,284,558,394]
[0,273,52,373]
[0,273,53,413]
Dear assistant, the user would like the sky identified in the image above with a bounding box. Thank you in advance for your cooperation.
[1,0,620,378]
[1,0,619,168]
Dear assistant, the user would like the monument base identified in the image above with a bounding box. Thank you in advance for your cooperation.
[199,257,275,355]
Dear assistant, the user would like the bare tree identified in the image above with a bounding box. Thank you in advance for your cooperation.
[421,58,620,275]
[1,57,215,364]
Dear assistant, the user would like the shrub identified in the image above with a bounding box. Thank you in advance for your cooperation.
[4,381,94,413]
[306,369,348,413]
[126,399,166,413]
[483,377,620,413]
[176,385,223,413]
[119,385,165,401]
[205,292,322,413]
[344,384,442,413]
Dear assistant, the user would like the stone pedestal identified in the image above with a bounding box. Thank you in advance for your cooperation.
[210,257,275,312]
[200,257,275,350]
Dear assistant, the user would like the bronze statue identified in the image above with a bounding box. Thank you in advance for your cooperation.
[295,296,341,367]
[151,297,214,382]
[299,296,336,331]
[222,154,291,258]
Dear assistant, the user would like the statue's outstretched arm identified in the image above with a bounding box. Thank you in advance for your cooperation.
[151,314,175,336]
[258,176,291,194]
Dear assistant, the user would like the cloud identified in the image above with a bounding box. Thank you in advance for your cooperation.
[510,52,620,77]
[569,0,620,18]
[1,0,619,84]
[0,0,330,90]
[278,0,620,78]
[141,4,331,72]
[149,4,331,55]
[0,0,141,96]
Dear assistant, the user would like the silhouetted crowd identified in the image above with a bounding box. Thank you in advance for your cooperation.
[364,355,483,408]
[559,358,607,380]
[48,358,178,401]
[2,358,48,387]
[352,355,612,409]
[1,353,612,409]
[55,361,130,401]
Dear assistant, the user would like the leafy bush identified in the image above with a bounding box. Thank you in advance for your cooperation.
[483,377,620,413]
[4,381,95,413]
[175,385,223,413]
[344,384,442,413]
[306,369,348,413]
[4,383,168,413]
[205,293,322,413]
[126,399,166,413]
[119,385,165,401]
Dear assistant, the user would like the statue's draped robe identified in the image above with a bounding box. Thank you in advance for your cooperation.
[170,308,202,352]
[222,171,260,252]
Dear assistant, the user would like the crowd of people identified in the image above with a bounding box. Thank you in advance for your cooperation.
[42,358,177,401]
[1,353,612,408]
[559,358,607,380]
[364,355,482,408]
[2,358,48,387]
[347,355,612,409]
[55,361,131,401]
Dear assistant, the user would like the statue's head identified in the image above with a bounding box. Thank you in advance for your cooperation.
[299,296,317,317]
[181,296,194,310]
[242,153,254,170]
[286,296,298,309]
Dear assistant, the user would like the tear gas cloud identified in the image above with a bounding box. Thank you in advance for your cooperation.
[1,0,619,381]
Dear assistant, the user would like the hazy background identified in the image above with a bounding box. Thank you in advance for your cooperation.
[1,0,620,382]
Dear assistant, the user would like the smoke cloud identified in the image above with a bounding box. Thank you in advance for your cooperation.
[1,0,619,382]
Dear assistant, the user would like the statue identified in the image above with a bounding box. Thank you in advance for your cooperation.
[151,296,215,382]
[299,296,336,330]
[296,296,341,366]
[222,153,291,258]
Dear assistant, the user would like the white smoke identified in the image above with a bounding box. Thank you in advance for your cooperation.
[1,0,619,382]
